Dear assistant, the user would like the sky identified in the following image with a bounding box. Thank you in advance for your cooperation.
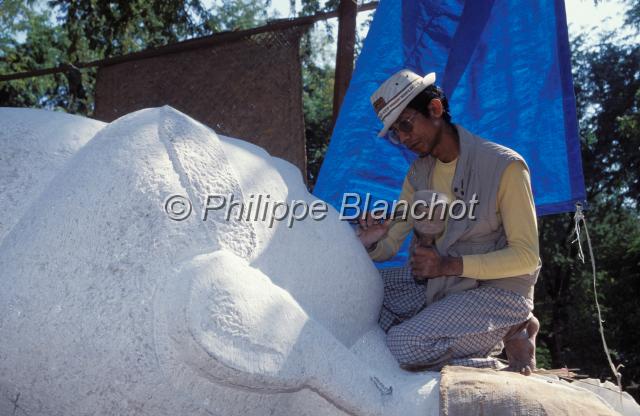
[564,0,628,33]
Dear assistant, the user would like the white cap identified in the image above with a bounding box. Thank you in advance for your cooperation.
[370,70,436,137]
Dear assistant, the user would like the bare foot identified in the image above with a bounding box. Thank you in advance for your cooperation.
[502,316,539,376]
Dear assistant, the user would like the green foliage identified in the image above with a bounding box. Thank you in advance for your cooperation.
[303,61,334,187]
[298,24,335,188]
[624,0,640,29]
[205,0,272,32]
[536,343,553,370]
[295,1,374,188]
[0,4,70,110]
[46,0,213,58]
[535,22,640,397]
[0,0,273,114]
[573,36,640,205]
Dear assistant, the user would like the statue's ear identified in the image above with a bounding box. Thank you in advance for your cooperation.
[186,251,309,377]
[153,250,388,416]
[154,250,310,390]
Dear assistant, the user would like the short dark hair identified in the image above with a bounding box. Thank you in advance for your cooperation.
[406,85,453,126]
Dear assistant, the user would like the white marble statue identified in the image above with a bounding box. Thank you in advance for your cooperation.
[0,107,439,416]
[1,107,637,416]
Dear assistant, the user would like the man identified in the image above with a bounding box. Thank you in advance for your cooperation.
[358,69,541,374]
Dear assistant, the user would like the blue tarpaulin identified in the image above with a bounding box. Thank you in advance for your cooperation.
[313,0,586,267]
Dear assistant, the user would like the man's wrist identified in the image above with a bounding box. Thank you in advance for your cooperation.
[441,256,463,276]
[366,241,379,253]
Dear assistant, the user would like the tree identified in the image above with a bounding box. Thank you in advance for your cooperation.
[0,0,274,114]
[535,17,640,397]
[303,60,334,186]
[0,3,69,110]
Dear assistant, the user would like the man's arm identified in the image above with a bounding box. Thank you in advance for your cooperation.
[367,177,415,262]
[461,160,540,279]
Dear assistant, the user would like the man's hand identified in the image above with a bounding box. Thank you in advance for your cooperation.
[410,246,463,279]
[356,212,392,250]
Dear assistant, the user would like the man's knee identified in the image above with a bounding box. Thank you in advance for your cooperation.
[381,266,415,288]
[386,324,431,365]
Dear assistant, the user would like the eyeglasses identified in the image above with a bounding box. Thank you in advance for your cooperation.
[387,111,418,145]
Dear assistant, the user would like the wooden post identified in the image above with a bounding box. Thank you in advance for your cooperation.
[332,0,358,128]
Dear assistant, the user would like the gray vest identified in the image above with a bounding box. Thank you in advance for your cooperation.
[407,125,539,304]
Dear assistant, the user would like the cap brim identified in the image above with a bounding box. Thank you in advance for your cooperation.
[377,72,436,137]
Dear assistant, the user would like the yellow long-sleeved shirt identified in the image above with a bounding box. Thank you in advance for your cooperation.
[369,159,540,279]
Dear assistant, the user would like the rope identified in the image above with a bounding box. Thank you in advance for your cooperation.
[570,203,623,397]
[570,204,586,263]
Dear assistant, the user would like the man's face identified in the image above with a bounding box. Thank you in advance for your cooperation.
[389,107,443,157]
